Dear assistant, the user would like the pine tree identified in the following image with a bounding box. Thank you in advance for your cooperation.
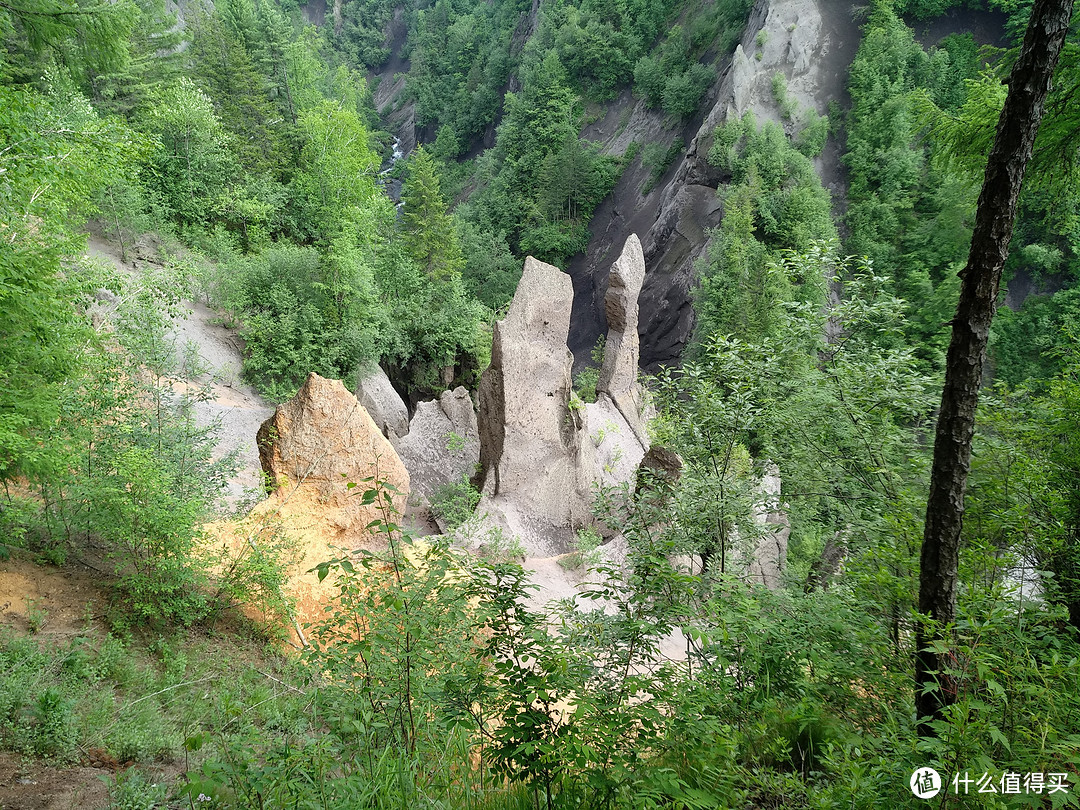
[83,0,183,118]
[187,4,289,177]
[916,0,1075,735]
[400,147,463,280]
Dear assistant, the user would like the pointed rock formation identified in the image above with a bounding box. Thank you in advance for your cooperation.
[247,373,410,642]
[356,363,409,440]
[598,234,646,396]
[586,236,652,504]
[393,386,480,505]
[595,234,650,445]
[476,257,597,555]
[746,463,790,590]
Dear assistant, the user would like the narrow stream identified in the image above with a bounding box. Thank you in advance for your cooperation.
[380,136,405,210]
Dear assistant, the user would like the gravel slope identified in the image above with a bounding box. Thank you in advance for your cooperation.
[85,235,273,511]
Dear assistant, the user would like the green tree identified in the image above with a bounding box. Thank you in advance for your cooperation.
[0,82,136,480]
[916,0,1073,735]
[400,147,463,280]
[294,97,383,243]
[187,3,290,177]
[141,77,236,230]
[695,114,835,349]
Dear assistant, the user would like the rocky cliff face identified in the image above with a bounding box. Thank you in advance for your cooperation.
[366,0,859,366]
[568,0,862,369]
[746,463,790,590]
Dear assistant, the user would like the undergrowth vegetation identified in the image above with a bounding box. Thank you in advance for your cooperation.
[38,475,1070,810]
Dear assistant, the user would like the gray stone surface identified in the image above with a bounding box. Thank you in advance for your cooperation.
[476,256,597,555]
[597,235,649,444]
[586,398,646,492]
[393,386,479,503]
[356,363,409,440]
[746,463,790,590]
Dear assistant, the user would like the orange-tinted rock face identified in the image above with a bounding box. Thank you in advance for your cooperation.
[228,373,410,645]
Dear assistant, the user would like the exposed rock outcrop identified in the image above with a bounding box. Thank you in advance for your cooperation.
[585,236,652,499]
[746,463,790,590]
[596,234,649,445]
[568,0,862,369]
[393,386,480,505]
[635,445,683,495]
[587,397,645,494]
[476,256,597,555]
[356,363,409,440]
[250,373,410,642]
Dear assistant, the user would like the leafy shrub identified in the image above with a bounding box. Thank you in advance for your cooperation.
[105,703,178,763]
[106,769,168,810]
[633,55,666,107]
[770,72,797,120]
[795,110,829,157]
[641,141,684,193]
[219,244,375,402]
[573,335,606,403]
[559,527,602,570]
[430,476,481,530]
[663,62,714,119]
[475,525,526,563]
[29,688,77,757]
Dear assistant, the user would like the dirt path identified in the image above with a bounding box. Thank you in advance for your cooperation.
[0,751,111,810]
[84,235,273,511]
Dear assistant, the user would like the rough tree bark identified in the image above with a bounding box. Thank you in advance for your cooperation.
[916,0,1075,735]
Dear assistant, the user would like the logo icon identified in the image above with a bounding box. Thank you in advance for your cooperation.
[911,767,942,799]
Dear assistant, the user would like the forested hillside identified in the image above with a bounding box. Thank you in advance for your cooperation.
[1,0,1080,806]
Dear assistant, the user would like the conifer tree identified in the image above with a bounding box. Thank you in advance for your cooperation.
[400,147,463,280]
[916,0,1074,735]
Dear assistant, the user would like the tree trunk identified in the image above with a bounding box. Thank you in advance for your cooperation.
[916,0,1074,735]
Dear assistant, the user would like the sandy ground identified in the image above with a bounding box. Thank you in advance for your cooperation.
[0,752,111,810]
[0,557,119,810]
[165,299,275,507]
[0,555,104,638]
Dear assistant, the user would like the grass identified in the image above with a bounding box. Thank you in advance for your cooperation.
[0,622,311,774]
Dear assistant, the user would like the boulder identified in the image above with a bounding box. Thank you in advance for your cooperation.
[250,372,410,643]
[635,444,683,495]
[393,386,480,503]
[356,363,409,440]
[476,256,597,555]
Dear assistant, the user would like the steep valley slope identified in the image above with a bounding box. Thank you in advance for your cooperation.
[369,0,864,370]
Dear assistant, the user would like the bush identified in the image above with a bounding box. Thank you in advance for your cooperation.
[106,770,168,810]
[795,111,829,157]
[430,476,481,530]
[219,244,374,402]
[662,63,714,119]
[559,527,602,570]
[642,141,685,193]
[633,56,666,107]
